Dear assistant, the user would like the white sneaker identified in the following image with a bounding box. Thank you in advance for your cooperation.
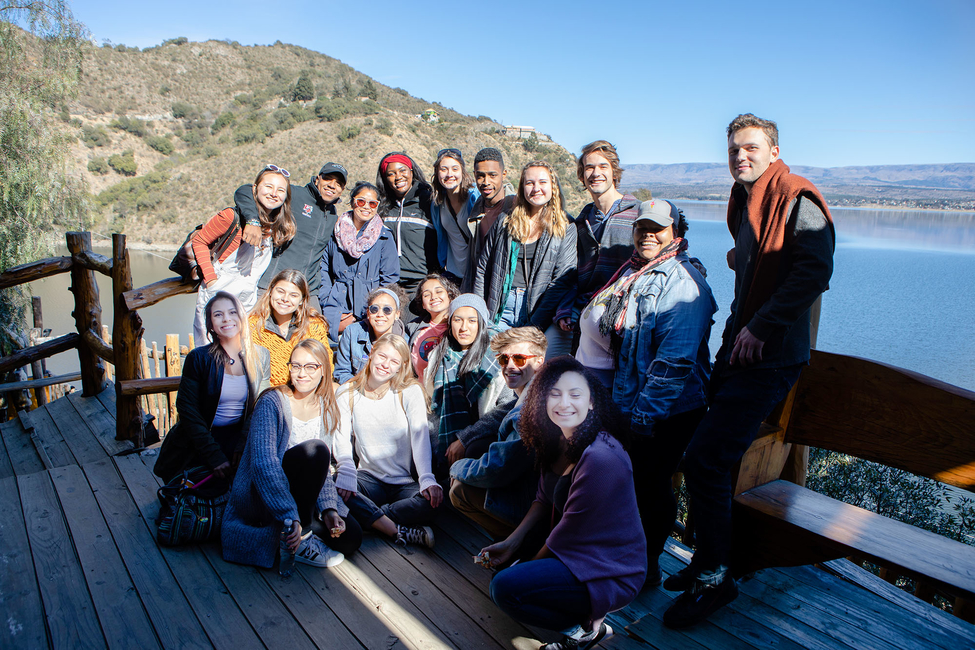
[539,622,612,649]
[295,534,344,568]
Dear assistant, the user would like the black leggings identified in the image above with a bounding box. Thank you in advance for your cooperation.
[282,440,363,557]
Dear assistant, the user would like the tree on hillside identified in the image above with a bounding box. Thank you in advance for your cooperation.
[292,71,315,102]
[0,1,90,353]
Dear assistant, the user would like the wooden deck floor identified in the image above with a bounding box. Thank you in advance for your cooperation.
[2,388,973,650]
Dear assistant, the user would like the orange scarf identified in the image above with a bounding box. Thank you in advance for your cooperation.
[727,159,833,329]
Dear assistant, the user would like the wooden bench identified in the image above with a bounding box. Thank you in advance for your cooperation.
[730,349,975,619]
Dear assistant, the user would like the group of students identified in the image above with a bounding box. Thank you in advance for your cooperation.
[154,112,836,650]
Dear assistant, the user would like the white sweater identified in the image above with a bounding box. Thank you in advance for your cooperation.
[334,384,436,493]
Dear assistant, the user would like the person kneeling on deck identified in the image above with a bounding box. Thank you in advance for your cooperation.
[334,334,443,548]
[222,340,361,570]
[481,357,646,650]
[662,114,835,628]
[448,326,547,540]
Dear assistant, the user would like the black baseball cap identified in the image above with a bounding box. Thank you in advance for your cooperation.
[318,162,348,184]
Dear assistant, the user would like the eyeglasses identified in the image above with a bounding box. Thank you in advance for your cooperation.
[369,304,395,316]
[437,148,463,160]
[289,362,322,373]
[496,353,539,368]
[353,197,380,209]
[264,164,290,178]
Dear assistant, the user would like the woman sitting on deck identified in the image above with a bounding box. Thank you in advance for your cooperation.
[333,285,407,385]
[405,273,460,382]
[481,356,646,650]
[248,269,332,387]
[334,334,442,548]
[222,339,360,569]
[155,291,269,489]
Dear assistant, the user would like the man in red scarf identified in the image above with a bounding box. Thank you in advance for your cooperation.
[663,114,835,628]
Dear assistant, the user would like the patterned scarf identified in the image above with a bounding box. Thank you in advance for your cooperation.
[335,211,384,259]
[431,344,499,457]
[596,238,688,336]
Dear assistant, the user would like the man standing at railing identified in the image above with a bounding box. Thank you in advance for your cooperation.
[662,114,835,628]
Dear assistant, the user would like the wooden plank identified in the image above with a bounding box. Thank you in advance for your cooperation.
[0,333,80,376]
[21,406,77,469]
[0,372,82,391]
[736,480,975,599]
[754,565,962,650]
[1,418,45,476]
[45,397,106,465]
[0,417,16,479]
[82,458,212,650]
[123,277,197,311]
[73,250,113,276]
[0,475,49,649]
[119,376,182,396]
[260,567,365,650]
[624,586,756,650]
[0,255,72,290]
[299,549,457,650]
[377,529,537,647]
[19,470,106,649]
[356,535,504,649]
[198,544,317,649]
[95,383,117,414]
[50,464,161,650]
[66,391,132,457]
[113,453,264,650]
[140,341,157,431]
[152,342,168,433]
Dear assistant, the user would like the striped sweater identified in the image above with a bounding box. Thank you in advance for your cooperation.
[190,207,246,286]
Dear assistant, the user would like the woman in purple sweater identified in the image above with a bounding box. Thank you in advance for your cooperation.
[481,356,647,650]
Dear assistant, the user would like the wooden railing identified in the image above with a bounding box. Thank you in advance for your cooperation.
[0,231,196,446]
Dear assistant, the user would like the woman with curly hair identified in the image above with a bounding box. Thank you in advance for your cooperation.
[248,269,332,386]
[473,161,577,358]
[480,356,646,650]
[405,273,460,381]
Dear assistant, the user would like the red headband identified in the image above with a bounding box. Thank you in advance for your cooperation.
[381,154,413,174]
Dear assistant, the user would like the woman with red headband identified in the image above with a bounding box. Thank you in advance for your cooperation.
[375,152,435,313]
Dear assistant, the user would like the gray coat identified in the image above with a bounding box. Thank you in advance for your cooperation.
[473,216,578,330]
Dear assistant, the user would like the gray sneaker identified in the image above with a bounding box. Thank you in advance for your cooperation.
[295,534,344,568]
[395,525,435,549]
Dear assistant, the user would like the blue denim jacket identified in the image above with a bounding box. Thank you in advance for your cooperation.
[449,402,536,526]
[612,253,717,436]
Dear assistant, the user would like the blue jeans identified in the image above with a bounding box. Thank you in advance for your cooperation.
[490,558,591,632]
[682,361,804,571]
[498,287,528,330]
[346,471,439,528]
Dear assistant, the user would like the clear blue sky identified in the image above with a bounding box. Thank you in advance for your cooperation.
[71,0,974,168]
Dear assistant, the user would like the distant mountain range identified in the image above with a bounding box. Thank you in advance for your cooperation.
[619,163,975,210]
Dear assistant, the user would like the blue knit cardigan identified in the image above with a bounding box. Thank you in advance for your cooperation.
[221,389,347,568]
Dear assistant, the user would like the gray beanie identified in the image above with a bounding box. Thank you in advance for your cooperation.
[448,293,489,324]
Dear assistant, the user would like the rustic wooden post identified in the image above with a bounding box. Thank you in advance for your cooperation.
[165,334,182,425]
[112,233,145,444]
[66,232,108,396]
[29,296,49,406]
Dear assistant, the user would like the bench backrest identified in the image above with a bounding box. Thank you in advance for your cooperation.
[785,350,975,492]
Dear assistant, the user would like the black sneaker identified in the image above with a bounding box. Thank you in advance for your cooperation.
[643,563,662,590]
[662,564,696,591]
[395,525,435,549]
[662,574,739,629]
[539,622,612,649]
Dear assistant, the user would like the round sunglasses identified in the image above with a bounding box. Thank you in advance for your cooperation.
[354,197,380,209]
[369,304,395,316]
[496,353,539,368]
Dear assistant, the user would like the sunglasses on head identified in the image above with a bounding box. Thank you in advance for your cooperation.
[353,197,380,209]
[438,148,463,160]
[496,353,539,368]
[263,164,290,178]
[369,304,395,316]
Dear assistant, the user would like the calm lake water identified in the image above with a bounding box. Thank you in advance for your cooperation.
[28,203,975,392]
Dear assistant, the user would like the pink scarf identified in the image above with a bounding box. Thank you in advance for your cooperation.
[335,211,384,259]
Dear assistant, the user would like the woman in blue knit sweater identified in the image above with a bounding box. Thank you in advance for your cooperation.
[222,339,362,569]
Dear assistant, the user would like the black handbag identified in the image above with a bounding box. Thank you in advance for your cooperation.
[155,466,229,546]
[169,207,241,283]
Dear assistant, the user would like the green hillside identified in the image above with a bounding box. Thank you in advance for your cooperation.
[65,37,586,248]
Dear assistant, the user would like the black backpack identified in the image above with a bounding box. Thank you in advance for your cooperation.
[169,208,241,283]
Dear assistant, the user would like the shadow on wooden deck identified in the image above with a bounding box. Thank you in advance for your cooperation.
[2,388,973,650]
